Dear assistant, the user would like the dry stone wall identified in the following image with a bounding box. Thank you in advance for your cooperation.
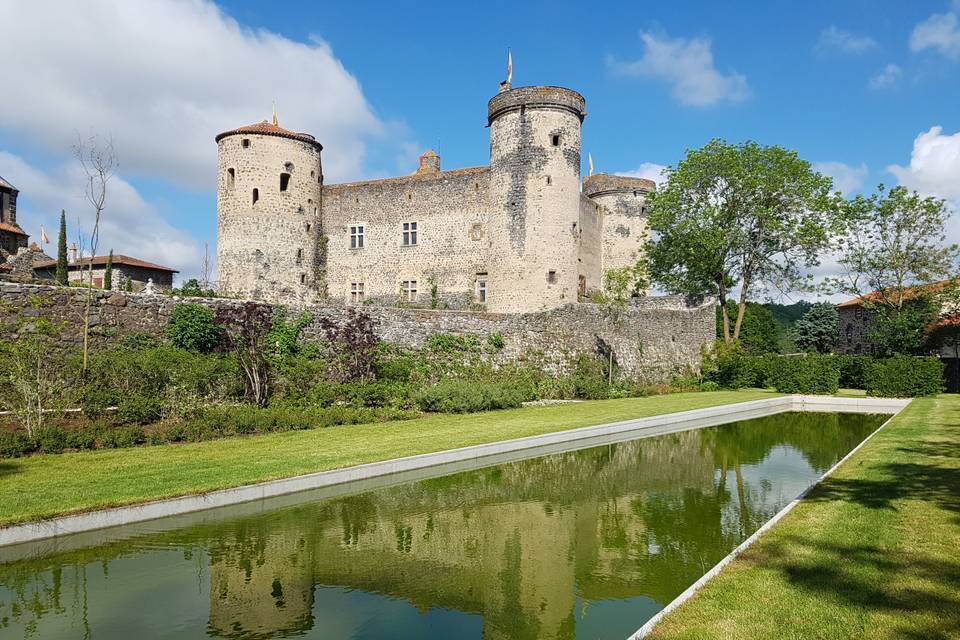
[0,283,714,380]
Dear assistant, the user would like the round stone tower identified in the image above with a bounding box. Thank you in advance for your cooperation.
[583,173,655,277]
[486,85,586,313]
[216,120,323,302]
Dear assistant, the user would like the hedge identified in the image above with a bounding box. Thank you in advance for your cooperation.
[866,356,944,398]
[767,355,840,395]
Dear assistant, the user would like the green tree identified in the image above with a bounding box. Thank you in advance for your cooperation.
[827,184,958,329]
[868,294,939,357]
[793,302,840,353]
[648,139,840,343]
[716,301,780,353]
[55,210,68,285]
[103,249,114,290]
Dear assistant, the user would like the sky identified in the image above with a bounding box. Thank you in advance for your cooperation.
[0,0,958,294]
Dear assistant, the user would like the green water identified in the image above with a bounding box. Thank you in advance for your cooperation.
[0,411,885,639]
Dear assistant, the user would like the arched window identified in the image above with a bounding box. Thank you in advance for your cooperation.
[252,188,259,205]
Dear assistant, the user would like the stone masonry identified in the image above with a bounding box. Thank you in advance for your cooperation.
[0,283,715,380]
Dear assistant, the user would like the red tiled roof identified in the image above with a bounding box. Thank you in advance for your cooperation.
[33,254,178,273]
[837,279,959,309]
[0,175,17,192]
[215,121,323,150]
[0,222,28,236]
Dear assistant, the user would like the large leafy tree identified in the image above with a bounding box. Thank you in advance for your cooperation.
[716,301,781,353]
[648,139,840,342]
[793,302,839,353]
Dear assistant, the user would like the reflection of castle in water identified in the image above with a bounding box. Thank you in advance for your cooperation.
[205,429,731,639]
[0,413,878,639]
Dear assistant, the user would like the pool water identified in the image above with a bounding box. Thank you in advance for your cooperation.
[0,411,885,639]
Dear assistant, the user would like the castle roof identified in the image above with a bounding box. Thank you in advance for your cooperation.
[583,173,656,198]
[488,86,586,125]
[215,121,323,151]
[0,222,28,236]
[325,166,489,190]
[33,254,179,273]
[0,175,17,192]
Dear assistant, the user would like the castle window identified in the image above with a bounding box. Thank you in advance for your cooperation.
[476,277,488,304]
[547,270,557,284]
[306,223,311,232]
[855,307,863,320]
[546,175,552,185]
[252,188,259,205]
[401,280,418,302]
[296,248,303,261]
[280,173,291,192]
[551,134,560,147]
[633,190,638,197]
[846,323,853,341]
[227,168,235,188]
[300,273,306,284]
[351,282,365,303]
[284,162,294,172]
[242,138,250,148]
[407,193,412,200]
[402,221,418,246]
[350,225,365,249]
[311,170,316,178]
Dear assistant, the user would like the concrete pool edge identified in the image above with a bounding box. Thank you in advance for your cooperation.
[626,397,911,639]
[0,395,909,549]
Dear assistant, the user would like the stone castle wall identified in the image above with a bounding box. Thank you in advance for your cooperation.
[0,283,715,380]
[577,194,603,296]
[322,167,490,309]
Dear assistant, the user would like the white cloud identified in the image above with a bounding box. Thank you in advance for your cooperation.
[609,31,750,107]
[868,63,902,89]
[813,161,869,195]
[0,151,203,280]
[888,126,960,201]
[621,163,669,187]
[0,0,386,189]
[815,25,878,54]
[910,11,960,60]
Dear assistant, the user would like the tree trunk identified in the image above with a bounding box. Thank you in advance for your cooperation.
[718,279,731,342]
[732,274,752,341]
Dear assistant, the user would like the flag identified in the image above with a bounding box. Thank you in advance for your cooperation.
[40,225,49,244]
[507,49,513,84]
[588,153,594,176]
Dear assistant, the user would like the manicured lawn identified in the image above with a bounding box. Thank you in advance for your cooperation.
[647,395,960,640]
[0,390,778,527]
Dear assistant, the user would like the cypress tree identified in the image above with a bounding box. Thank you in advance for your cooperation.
[103,249,114,290]
[56,210,68,285]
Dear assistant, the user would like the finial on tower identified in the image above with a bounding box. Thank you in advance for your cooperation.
[272,101,278,127]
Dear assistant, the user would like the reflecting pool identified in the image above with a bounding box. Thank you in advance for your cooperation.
[0,411,885,639]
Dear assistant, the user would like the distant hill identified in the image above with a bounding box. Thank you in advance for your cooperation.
[764,301,813,352]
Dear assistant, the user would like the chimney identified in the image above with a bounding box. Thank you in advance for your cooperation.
[69,242,78,263]
[416,150,441,174]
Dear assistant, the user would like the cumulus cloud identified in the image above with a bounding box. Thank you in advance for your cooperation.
[869,63,902,89]
[0,0,385,189]
[910,11,960,60]
[621,163,669,187]
[888,126,960,201]
[609,31,750,107]
[0,151,203,279]
[815,25,878,55]
[813,161,869,195]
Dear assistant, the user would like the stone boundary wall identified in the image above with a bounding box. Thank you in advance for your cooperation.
[0,283,715,379]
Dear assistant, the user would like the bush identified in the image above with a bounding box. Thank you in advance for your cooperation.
[571,355,610,400]
[767,356,840,394]
[66,428,98,450]
[117,395,163,425]
[167,303,223,353]
[706,343,776,389]
[700,381,721,392]
[0,430,34,458]
[81,386,119,419]
[866,356,944,398]
[33,426,68,454]
[837,355,872,389]
[415,380,528,413]
[99,425,146,448]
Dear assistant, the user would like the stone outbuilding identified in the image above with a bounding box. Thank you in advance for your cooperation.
[32,254,178,291]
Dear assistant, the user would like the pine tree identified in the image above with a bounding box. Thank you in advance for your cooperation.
[103,249,114,290]
[56,210,68,285]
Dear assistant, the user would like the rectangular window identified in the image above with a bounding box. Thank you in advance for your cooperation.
[476,278,488,304]
[402,221,418,246]
[547,270,557,284]
[401,280,418,302]
[350,224,365,249]
[227,168,235,188]
[351,281,365,302]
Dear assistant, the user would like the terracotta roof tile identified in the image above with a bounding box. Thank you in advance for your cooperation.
[33,254,178,273]
[0,222,28,236]
[0,175,17,191]
[836,279,957,308]
[215,121,322,150]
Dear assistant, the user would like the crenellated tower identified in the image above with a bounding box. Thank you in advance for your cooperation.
[485,84,586,313]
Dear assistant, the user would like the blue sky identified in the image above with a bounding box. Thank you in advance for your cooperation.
[1,0,958,285]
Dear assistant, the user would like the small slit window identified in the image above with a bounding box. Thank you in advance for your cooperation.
[547,270,557,284]
[546,175,552,185]
[551,134,560,147]
[300,274,306,284]
[242,138,250,148]
[252,188,259,205]
[306,223,311,232]
[227,168,235,188]
[280,173,291,192]
[296,248,303,261]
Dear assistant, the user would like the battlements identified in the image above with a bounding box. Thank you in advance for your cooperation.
[487,86,586,125]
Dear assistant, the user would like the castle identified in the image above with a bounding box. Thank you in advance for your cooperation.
[216,80,655,314]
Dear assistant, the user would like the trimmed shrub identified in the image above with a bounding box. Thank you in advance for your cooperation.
[167,303,223,353]
[66,428,98,450]
[700,381,721,392]
[415,380,527,413]
[99,425,146,448]
[837,355,872,390]
[767,356,840,394]
[866,356,944,398]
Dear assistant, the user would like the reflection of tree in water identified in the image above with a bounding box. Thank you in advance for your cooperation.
[0,412,885,639]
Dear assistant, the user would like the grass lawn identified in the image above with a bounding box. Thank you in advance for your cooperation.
[647,394,960,640]
[0,389,778,527]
